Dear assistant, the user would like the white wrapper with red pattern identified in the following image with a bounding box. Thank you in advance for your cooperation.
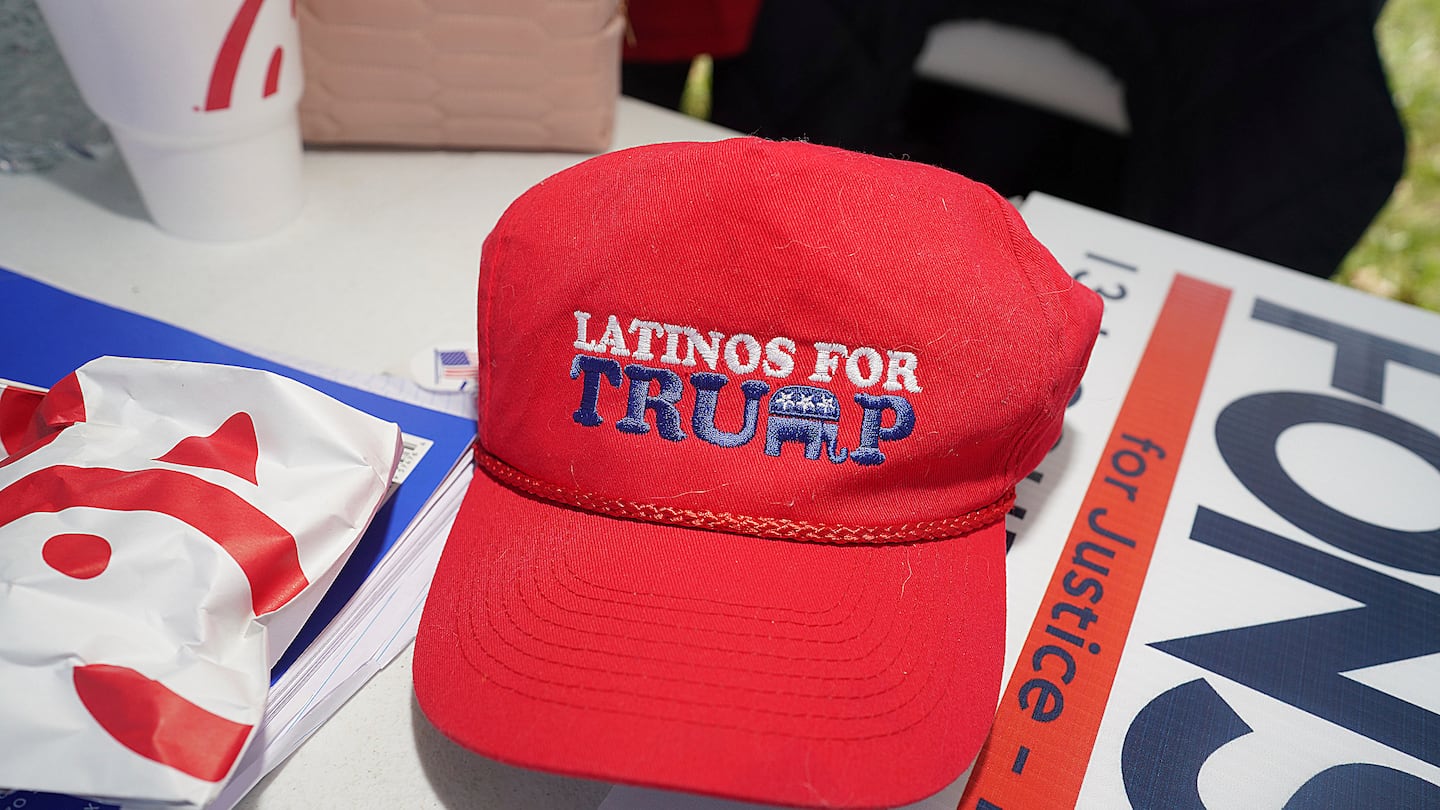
[0,357,401,807]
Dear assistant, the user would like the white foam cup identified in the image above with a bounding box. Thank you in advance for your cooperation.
[35,0,305,240]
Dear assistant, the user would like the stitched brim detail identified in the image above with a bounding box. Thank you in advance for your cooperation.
[413,463,1006,810]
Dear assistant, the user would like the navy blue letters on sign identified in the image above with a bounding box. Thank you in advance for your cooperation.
[1215,391,1440,575]
[1153,508,1440,771]
[1121,679,1251,810]
[1117,298,1440,807]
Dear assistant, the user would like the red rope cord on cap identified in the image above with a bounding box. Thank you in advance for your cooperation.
[473,447,1015,546]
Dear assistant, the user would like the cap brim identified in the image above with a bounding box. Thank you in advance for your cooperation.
[413,465,1006,809]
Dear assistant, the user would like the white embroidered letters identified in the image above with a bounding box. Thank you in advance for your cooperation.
[573,311,600,351]
[809,343,848,383]
[573,311,922,391]
[628,319,665,360]
[597,315,630,356]
[846,347,885,388]
[885,350,922,392]
[725,334,762,374]
[764,337,796,379]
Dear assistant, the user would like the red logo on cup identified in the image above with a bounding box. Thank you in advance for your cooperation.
[204,0,296,111]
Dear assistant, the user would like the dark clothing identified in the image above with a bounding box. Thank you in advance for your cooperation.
[623,0,1406,278]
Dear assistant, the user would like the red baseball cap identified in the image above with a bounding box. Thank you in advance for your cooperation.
[413,138,1102,808]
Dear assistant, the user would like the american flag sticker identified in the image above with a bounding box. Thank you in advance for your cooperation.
[435,349,477,381]
[410,345,480,393]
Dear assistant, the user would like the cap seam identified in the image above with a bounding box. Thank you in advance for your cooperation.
[478,230,503,450]
[990,187,1067,476]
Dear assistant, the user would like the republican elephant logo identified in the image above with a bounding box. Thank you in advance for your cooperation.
[765,385,849,463]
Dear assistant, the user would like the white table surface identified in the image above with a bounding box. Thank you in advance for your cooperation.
[0,97,736,810]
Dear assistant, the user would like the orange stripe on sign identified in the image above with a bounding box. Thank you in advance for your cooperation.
[960,274,1231,810]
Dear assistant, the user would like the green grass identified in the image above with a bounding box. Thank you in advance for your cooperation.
[679,55,714,121]
[1335,0,1440,311]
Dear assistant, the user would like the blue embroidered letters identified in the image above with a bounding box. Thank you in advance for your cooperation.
[851,393,917,466]
[570,355,622,426]
[691,373,769,448]
[617,364,687,441]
